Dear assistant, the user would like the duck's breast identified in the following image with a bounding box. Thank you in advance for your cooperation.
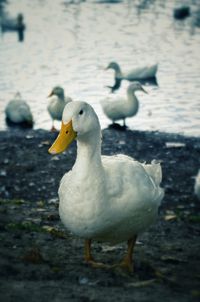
[58,169,111,239]
[48,98,65,120]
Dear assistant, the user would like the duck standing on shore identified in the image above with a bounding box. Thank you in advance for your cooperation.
[47,86,72,131]
[101,82,147,127]
[5,92,33,127]
[48,101,164,272]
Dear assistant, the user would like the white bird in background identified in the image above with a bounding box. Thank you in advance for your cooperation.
[106,61,158,82]
[194,170,200,200]
[48,101,164,272]
[5,92,33,127]
[101,82,147,127]
[47,86,72,131]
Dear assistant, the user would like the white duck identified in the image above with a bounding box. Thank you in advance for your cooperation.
[101,82,147,126]
[5,92,33,127]
[47,86,72,131]
[106,61,158,82]
[48,101,164,272]
[194,170,200,200]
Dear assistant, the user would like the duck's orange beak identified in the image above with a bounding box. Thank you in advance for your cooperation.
[48,121,77,154]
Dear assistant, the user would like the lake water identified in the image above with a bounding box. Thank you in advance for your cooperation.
[0,0,200,136]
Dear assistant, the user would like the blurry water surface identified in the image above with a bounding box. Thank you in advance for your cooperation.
[0,0,200,136]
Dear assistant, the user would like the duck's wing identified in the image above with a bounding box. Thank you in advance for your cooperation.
[142,160,162,186]
[19,101,33,122]
[101,98,127,120]
[102,154,163,208]
[100,155,164,240]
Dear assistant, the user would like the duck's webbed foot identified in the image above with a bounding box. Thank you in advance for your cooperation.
[112,236,137,273]
[84,236,137,272]
[84,239,110,269]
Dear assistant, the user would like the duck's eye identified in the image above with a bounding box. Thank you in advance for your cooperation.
[79,109,83,115]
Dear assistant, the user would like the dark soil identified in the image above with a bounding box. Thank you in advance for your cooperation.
[0,127,200,302]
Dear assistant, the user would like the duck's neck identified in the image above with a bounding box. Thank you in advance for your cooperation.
[73,130,103,177]
[127,89,138,103]
[114,66,123,79]
[58,92,65,101]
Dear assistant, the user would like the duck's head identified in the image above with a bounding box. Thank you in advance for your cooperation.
[48,86,64,99]
[106,62,120,71]
[127,82,148,94]
[48,101,100,154]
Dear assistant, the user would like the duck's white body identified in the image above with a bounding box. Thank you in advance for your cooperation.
[59,154,163,244]
[194,170,200,200]
[5,93,33,125]
[47,86,72,123]
[49,101,164,245]
[107,62,158,81]
[101,82,145,124]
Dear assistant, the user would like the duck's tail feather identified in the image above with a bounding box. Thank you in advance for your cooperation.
[143,160,162,186]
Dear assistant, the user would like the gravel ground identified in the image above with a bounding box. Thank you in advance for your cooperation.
[0,127,200,302]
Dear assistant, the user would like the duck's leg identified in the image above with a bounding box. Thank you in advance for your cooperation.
[123,119,126,127]
[84,239,93,262]
[51,120,57,132]
[84,239,110,269]
[117,235,137,273]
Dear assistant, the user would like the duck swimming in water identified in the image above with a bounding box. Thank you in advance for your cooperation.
[106,61,158,81]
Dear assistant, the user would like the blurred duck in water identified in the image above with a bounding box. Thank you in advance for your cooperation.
[101,82,147,127]
[1,13,26,41]
[47,86,72,132]
[105,62,158,92]
[5,92,33,127]
[194,170,200,200]
[173,6,190,20]
[48,101,164,272]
